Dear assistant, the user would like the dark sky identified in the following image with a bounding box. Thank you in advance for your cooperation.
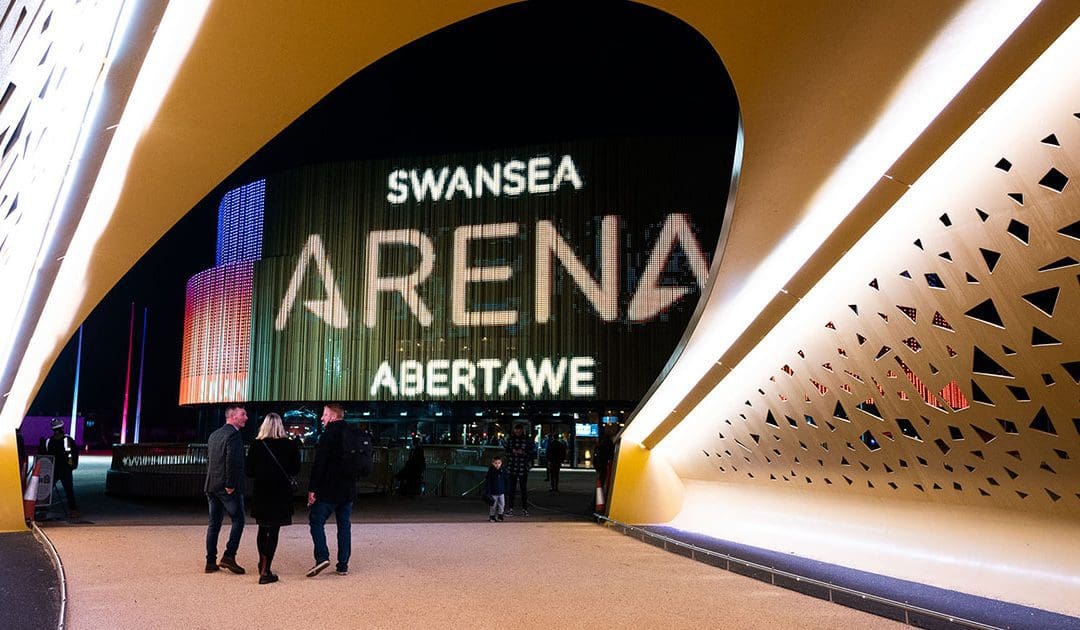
[28,0,738,444]
[28,195,218,443]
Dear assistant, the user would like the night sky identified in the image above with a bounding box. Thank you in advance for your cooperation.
[28,0,737,445]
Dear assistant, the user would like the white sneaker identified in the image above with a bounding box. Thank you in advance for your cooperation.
[306,560,330,577]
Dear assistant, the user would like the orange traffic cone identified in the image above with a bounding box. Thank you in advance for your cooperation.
[595,478,605,513]
[23,459,40,522]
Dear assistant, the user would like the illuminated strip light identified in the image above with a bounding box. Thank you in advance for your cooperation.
[622,0,1039,446]
[939,380,969,411]
[179,262,254,404]
[216,179,265,265]
[894,356,946,412]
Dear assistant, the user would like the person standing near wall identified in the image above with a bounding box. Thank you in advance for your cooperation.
[504,423,534,516]
[204,405,248,574]
[42,418,79,519]
[546,433,566,492]
[593,424,616,512]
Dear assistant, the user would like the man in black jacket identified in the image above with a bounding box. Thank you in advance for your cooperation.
[42,418,80,518]
[306,403,355,577]
[204,405,248,574]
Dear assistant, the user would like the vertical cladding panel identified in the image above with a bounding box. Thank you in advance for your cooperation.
[179,262,254,404]
[181,179,265,404]
[216,179,265,266]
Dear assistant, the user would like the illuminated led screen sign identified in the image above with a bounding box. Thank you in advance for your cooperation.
[181,136,735,404]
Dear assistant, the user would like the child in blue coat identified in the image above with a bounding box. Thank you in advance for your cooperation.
[484,455,508,522]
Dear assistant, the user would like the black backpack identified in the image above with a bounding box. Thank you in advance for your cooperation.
[340,426,374,478]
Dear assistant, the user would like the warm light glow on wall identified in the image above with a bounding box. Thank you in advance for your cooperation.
[623,0,1039,446]
[641,16,1080,616]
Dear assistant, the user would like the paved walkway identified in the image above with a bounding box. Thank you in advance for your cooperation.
[0,530,61,630]
[45,521,904,630]
[33,456,905,629]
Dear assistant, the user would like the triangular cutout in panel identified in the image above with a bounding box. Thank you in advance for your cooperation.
[1029,407,1056,435]
[965,272,979,284]
[833,401,848,421]
[976,208,989,222]
[964,298,1004,328]
[1032,327,1061,346]
[1059,219,1080,241]
[1007,192,1024,205]
[970,380,993,405]
[979,248,1001,273]
[856,400,883,420]
[765,410,779,428]
[971,425,996,443]
[1063,361,1080,384]
[1006,385,1029,401]
[1038,256,1078,272]
[1041,133,1059,146]
[931,312,953,330]
[972,346,1013,378]
[1021,287,1059,316]
[994,158,1011,171]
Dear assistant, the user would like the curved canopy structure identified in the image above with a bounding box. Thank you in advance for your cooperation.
[1,0,1078,619]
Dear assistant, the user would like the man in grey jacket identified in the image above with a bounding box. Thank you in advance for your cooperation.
[204,405,248,574]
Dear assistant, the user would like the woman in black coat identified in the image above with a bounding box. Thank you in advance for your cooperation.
[245,413,300,584]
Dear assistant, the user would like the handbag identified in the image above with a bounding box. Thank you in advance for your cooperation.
[262,440,300,492]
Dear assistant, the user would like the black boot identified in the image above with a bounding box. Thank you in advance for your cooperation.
[259,554,278,584]
[218,554,245,574]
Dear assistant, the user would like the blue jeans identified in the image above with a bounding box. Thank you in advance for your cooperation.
[309,500,352,571]
[206,491,245,561]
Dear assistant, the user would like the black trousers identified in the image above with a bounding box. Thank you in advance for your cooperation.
[53,467,77,510]
[507,473,528,510]
[547,463,561,490]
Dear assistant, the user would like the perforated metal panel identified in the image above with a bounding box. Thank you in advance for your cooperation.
[666,42,1080,518]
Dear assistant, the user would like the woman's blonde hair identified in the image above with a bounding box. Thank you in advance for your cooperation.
[256,413,286,440]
